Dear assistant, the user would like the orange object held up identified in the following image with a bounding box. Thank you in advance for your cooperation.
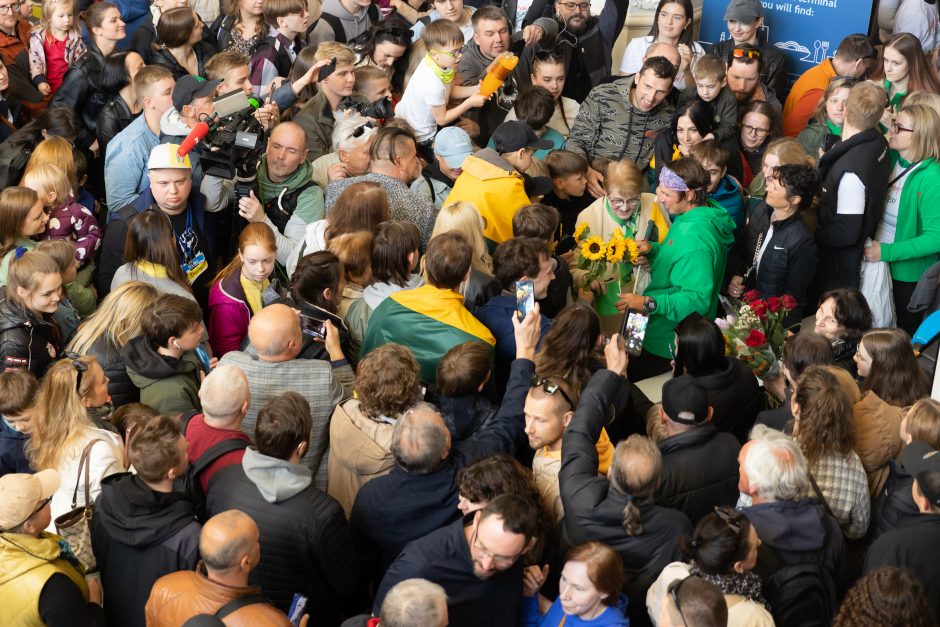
[479,53,519,97]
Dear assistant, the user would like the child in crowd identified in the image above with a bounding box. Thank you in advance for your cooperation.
[682,54,737,145]
[35,239,82,343]
[512,202,574,319]
[491,86,564,160]
[396,19,486,150]
[28,0,86,96]
[354,65,392,104]
[541,149,592,236]
[435,340,497,441]
[0,369,39,476]
[23,163,102,270]
[689,140,745,233]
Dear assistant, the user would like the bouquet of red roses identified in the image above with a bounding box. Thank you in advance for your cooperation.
[715,291,798,379]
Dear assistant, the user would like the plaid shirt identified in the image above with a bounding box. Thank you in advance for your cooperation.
[809,451,871,540]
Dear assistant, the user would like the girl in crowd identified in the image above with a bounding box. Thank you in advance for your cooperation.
[410,0,474,43]
[430,201,499,311]
[131,0,190,63]
[362,221,423,311]
[535,304,600,400]
[208,0,265,55]
[750,138,812,204]
[67,281,160,408]
[23,163,102,270]
[95,50,146,153]
[26,353,125,529]
[649,507,773,626]
[876,32,940,114]
[523,542,628,626]
[814,288,874,376]
[208,222,279,357]
[28,0,86,97]
[864,103,940,334]
[54,2,127,143]
[0,252,64,377]
[791,365,870,540]
[328,231,373,361]
[736,100,778,192]
[618,0,703,89]
[110,210,193,300]
[856,328,931,408]
[151,7,215,79]
[652,100,715,180]
[288,250,354,362]
[797,77,852,160]
[524,51,580,136]
[726,163,818,326]
[0,187,47,286]
[351,23,411,95]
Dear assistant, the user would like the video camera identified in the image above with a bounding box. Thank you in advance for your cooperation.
[197,89,266,198]
[337,96,395,120]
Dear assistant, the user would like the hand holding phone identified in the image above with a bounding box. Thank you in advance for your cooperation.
[318,56,337,82]
[515,279,535,321]
[300,314,326,340]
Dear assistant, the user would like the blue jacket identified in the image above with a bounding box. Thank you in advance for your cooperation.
[521,593,629,627]
[708,175,745,234]
[0,418,30,476]
[474,294,552,362]
[104,113,160,214]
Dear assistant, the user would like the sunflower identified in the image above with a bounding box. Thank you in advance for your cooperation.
[573,222,590,241]
[609,228,624,243]
[624,238,640,264]
[581,236,606,261]
[606,237,626,264]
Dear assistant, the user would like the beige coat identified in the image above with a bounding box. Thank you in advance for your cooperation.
[853,390,903,497]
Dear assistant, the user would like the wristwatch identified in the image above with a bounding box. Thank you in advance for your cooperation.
[643,296,658,314]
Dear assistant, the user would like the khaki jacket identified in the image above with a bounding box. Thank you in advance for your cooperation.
[326,398,395,516]
[853,390,903,497]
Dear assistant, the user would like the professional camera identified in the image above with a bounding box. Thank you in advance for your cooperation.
[198,89,266,198]
[337,96,395,120]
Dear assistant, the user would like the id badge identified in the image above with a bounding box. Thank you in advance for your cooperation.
[183,252,208,284]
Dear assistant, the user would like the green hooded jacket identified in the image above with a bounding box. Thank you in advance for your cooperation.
[643,201,736,359]
[880,155,940,283]
[256,156,325,227]
[124,335,201,416]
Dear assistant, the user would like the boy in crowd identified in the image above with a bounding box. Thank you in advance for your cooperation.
[540,150,592,236]
[249,0,309,98]
[512,203,574,319]
[682,54,737,145]
[354,65,392,105]
[435,341,497,441]
[411,126,473,210]
[689,140,745,233]
[0,369,38,476]
[497,86,565,159]
[396,20,486,152]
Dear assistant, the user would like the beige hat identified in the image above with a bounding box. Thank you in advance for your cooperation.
[0,469,60,531]
[147,144,193,171]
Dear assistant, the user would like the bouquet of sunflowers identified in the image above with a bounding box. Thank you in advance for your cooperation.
[716,291,798,379]
[573,223,640,291]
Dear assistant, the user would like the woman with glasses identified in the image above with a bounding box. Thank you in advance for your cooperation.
[813,288,873,377]
[726,163,818,327]
[571,160,670,335]
[735,99,777,193]
[862,103,940,334]
[618,0,703,90]
[797,77,853,161]
[856,328,931,409]
[647,507,774,626]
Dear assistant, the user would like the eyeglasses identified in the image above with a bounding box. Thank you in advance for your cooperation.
[351,122,374,138]
[732,47,761,60]
[667,576,692,626]
[530,374,574,409]
[741,124,770,136]
[609,197,641,210]
[0,2,22,13]
[432,45,465,58]
[471,526,519,567]
[890,121,914,134]
[828,75,860,84]
[63,351,88,394]
[557,1,591,10]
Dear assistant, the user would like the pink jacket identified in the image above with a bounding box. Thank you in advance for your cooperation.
[207,271,251,358]
[28,27,85,83]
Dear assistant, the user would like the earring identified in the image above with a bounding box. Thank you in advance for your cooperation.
[173,340,182,350]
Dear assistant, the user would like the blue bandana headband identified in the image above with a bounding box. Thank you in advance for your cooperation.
[659,166,691,192]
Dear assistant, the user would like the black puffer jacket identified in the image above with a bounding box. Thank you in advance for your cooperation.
[50,41,108,144]
[0,297,61,377]
[656,424,741,524]
[87,334,139,408]
[148,42,216,81]
[691,358,765,444]
[96,96,138,156]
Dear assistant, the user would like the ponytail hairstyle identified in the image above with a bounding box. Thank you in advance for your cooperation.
[793,365,857,464]
[213,222,277,286]
[26,355,101,471]
[609,435,662,536]
[679,507,753,575]
[5,250,60,312]
[80,1,120,41]
[123,210,191,293]
[859,329,931,407]
[291,251,343,313]
[0,186,40,259]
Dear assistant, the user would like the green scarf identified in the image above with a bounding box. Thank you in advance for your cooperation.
[423,54,455,84]
[884,79,906,112]
[825,119,842,136]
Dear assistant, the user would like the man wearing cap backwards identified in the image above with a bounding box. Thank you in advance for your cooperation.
[617,158,735,381]
[412,126,473,210]
[160,74,234,215]
[0,470,105,624]
[864,440,940,618]
[655,375,740,524]
[97,143,216,309]
[708,0,788,101]
[445,120,554,251]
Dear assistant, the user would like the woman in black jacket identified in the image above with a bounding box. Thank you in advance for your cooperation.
[0,251,64,378]
[65,281,160,408]
[726,163,819,327]
[150,8,217,80]
[0,106,79,190]
[95,51,145,156]
[130,0,192,63]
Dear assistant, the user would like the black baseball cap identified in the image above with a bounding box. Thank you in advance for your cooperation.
[523,173,553,198]
[173,75,223,111]
[491,121,554,153]
[901,440,940,509]
[661,375,710,425]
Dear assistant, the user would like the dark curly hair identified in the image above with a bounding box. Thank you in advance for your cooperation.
[819,288,873,343]
[793,365,856,464]
[356,343,422,420]
[776,163,819,212]
[457,454,538,506]
[834,567,937,627]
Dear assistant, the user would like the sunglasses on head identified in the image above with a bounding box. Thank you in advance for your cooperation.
[530,374,574,409]
[62,351,88,393]
[732,47,761,60]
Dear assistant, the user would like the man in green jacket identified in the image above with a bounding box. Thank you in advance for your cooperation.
[619,158,736,380]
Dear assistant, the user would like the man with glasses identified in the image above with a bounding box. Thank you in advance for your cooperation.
[783,34,877,137]
[0,0,44,117]
[725,43,781,122]
[708,0,787,99]
[374,493,541,627]
[0,469,105,624]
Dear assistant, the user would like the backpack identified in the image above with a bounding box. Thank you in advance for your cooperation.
[759,518,837,627]
[252,35,297,80]
[174,409,249,522]
[181,593,268,626]
[313,4,380,44]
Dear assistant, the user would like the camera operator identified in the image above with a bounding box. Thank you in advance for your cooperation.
[236,121,324,264]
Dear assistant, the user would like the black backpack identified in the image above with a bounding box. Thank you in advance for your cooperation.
[175,410,249,522]
[181,593,268,626]
[759,519,837,627]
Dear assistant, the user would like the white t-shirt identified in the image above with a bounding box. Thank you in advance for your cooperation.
[395,59,451,143]
[618,35,705,89]
[878,161,918,244]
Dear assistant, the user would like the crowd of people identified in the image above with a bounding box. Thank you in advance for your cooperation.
[0,0,938,624]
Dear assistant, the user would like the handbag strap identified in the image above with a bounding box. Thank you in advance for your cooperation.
[807,471,835,519]
[71,439,105,509]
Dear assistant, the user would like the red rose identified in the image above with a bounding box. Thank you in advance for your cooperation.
[782,294,798,310]
[742,289,760,303]
[767,296,781,313]
[750,300,767,318]
[745,329,767,347]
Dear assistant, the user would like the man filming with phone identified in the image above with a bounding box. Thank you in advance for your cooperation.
[617,158,735,381]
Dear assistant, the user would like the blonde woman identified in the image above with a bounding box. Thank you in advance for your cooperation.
[67,281,160,407]
[430,201,499,311]
[26,355,125,531]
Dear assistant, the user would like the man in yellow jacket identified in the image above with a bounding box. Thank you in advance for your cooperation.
[444,121,553,251]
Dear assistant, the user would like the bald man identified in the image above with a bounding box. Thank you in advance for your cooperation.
[219,304,353,490]
[239,121,325,265]
[145,510,295,626]
[645,42,682,72]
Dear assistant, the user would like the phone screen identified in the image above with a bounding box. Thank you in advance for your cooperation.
[300,314,326,340]
[288,594,308,627]
[318,57,337,82]
[621,309,649,357]
[515,279,535,321]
